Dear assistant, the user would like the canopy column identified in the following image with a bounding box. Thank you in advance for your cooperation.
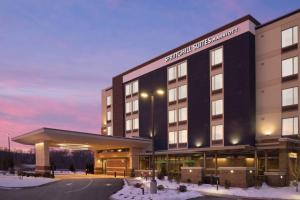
[35,141,50,174]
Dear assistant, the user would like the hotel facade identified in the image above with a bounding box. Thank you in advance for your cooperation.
[14,9,300,187]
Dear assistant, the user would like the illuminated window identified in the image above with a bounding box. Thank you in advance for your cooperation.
[107,111,112,121]
[178,107,187,122]
[106,96,112,106]
[168,131,177,144]
[212,100,223,116]
[178,62,187,78]
[132,100,139,112]
[211,47,223,66]
[282,87,298,106]
[212,125,223,140]
[125,102,132,114]
[132,81,139,94]
[168,88,177,102]
[178,130,187,143]
[125,84,131,96]
[126,119,132,131]
[125,80,139,96]
[133,118,139,130]
[282,26,298,48]
[178,85,187,100]
[282,117,298,136]
[212,74,223,91]
[107,126,112,136]
[168,66,177,81]
[168,109,177,124]
[282,57,298,77]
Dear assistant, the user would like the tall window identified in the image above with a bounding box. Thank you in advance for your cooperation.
[168,109,177,124]
[178,85,187,100]
[107,111,112,121]
[125,84,131,96]
[168,66,177,81]
[282,87,298,106]
[168,88,177,102]
[212,125,223,140]
[168,131,177,144]
[212,100,223,116]
[126,119,132,131]
[178,107,187,122]
[132,100,139,112]
[133,118,139,130]
[132,81,139,94]
[178,130,187,144]
[282,26,298,48]
[106,96,112,106]
[211,47,223,66]
[212,74,223,91]
[107,126,112,136]
[282,57,298,77]
[282,117,298,136]
[178,62,187,78]
[125,102,132,114]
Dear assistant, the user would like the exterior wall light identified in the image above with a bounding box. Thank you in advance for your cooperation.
[249,170,253,174]
[97,159,101,164]
[195,142,202,147]
[231,138,239,145]
[230,170,234,174]
[280,175,283,179]
[140,92,149,99]
[189,169,192,173]
[156,89,165,96]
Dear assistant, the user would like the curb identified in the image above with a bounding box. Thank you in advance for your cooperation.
[0,179,61,190]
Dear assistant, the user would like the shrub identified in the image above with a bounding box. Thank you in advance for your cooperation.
[134,183,142,188]
[157,172,164,180]
[186,178,192,184]
[157,185,164,190]
[174,174,181,184]
[177,185,187,192]
[224,180,231,189]
[130,169,135,177]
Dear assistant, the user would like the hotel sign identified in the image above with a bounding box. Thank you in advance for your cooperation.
[164,27,239,62]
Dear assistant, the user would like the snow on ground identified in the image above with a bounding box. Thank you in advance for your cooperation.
[130,177,300,200]
[0,174,56,189]
[111,179,202,200]
[54,170,85,175]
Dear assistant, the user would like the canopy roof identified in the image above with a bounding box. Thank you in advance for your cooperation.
[12,128,152,150]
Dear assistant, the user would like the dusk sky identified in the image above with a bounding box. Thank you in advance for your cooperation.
[1,0,300,150]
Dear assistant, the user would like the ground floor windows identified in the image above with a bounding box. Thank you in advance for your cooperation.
[282,117,298,136]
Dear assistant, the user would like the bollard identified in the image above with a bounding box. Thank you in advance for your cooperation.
[114,171,116,178]
[141,187,144,195]
[216,179,219,191]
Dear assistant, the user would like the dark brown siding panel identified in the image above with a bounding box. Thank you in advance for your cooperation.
[112,75,125,137]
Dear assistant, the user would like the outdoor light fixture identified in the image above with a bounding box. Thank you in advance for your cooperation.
[280,175,283,179]
[230,170,234,174]
[189,169,192,173]
[249,170,253,174]
[156,89,165,95]
[140,92,149,98]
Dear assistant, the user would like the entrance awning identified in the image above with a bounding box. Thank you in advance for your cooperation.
[12,128,152,150]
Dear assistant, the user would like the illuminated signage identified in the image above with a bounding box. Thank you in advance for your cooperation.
[164,27,239,62]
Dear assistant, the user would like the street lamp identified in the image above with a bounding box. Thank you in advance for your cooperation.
[140,88,164,194]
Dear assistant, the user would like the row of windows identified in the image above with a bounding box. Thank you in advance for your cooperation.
[168,130,188,144]
[125,81,139,97]
[168,85,187,102]
[125,100,139,114]
[126,118,139,131]
[168,61,187,81]
[168,107,187,124]
[282,26,298,48]
[282,56,298,78]
[282,87,298,107]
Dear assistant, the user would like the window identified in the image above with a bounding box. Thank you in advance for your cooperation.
[178,62,187,78]
[126,119,132,131]
[282,117,298,136]
[168,109,177,124]
[178,85,187,100]
[168,131,177,144]
[125,84,131,96]
[168,88,177,102]
[282,57,298,77]
[178,130,187,143]
[282,87,298,106]
[107,96,112,106]
[133,118,139,130]
[126,102,132,114]
[132,100,139,112]
[107,126,112,136]
[168,66,177,81]
[211,47,223,66]
[282,26,298,48]
[212,125,223,140]
[178,107,187,122]
[212,100,223,116]
[212,74,223,91]
[132,81,139,94]
[107,111,112,121]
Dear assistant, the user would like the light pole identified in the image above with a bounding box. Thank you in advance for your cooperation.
[140,89,164,194]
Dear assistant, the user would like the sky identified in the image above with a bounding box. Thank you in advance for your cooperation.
[1,0,300,150]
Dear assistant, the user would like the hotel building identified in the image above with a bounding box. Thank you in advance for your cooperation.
[14,9,300,187]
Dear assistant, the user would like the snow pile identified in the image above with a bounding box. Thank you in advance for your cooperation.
[146,177,300,200]
[0,174,56,188]
[111,179,202,200]
[54,170,85,175]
